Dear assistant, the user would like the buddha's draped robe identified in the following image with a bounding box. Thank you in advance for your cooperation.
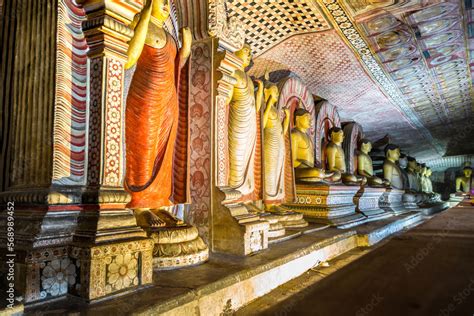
[263,106,285,202]
[125,33,188,208]
[228,73,256,196]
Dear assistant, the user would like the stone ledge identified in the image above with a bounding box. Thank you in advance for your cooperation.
[24,211,433,316]
[356,212,423,247]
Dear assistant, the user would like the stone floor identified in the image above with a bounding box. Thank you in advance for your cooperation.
[238,203,474,316]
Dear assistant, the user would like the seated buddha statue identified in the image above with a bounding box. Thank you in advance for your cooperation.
[383,144,404,189]
[420,164,429,193]
[326,127,367,186]
[456,166,472,193]
[291,108,337,183]
[406,156,421,192]
[356,139,388,187]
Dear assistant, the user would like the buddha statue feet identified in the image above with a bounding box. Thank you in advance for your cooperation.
[150,225,209,270]
[265,204,308,228]
[135,208,185,228]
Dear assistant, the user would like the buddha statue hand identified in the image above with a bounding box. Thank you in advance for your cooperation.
[295,167,338,183]
[341,173,367,186]
[366,176,388,188]
[178,27,192,67]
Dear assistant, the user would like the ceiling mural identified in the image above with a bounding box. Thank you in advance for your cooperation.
[226,0,474,165]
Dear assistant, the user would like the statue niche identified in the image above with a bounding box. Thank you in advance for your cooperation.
[124,0,208,269]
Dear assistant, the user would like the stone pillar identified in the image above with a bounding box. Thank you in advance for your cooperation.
[70,0,153,301]
[0,0,152,304]
[207,0,269,255]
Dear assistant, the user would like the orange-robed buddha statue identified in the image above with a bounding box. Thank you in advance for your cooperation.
[125,0,192,224]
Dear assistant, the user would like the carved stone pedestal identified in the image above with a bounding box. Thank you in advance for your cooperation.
[354,187,391,222]
[285,183,367,229]
[70,238,153,301]
[417,193,448,216]
[380,188,410,215]
[402,193,420,209]
[212,189,269,256]
[147,225,209,270]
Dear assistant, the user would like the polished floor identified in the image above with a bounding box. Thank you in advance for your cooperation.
[239,203,474,316]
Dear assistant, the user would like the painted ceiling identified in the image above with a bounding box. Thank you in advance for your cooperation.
[227,0,474,166]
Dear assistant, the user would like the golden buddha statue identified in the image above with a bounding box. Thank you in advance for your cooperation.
[261,79,290,206]
[356,139,388,187]
[228,44,262,197]
[406,156,420,192]
[291,108,336,183]
[420,164,429,193]
[456,166,472,193]
[326,127,366,186]
[383,144,403,189]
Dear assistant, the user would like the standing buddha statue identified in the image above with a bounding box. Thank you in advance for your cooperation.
[356,139,388,187]
[261,78,289,206]
[228,44,262,197]
[124,0,208,268]
[326,127,367,186]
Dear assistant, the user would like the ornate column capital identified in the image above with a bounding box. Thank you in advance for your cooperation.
[208,0,244,52]
[78,0,143,60]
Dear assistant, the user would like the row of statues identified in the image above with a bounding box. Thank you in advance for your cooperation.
[120,0,457,263]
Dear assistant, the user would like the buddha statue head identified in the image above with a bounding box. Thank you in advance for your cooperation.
[235,43,252,68]
[407,156,417,172]
[359,139,372,154]
[152,0,171,24]
[420,164,427,177]
[384,144,400,162]
[399,153,408,169]
[463,166,473,178]
[328,127,344,145]
[294,108,312,131]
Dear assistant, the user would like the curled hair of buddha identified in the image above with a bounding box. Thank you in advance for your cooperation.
[407,156,416,162]
[360,138,371,145]
[328,127,342,139]
[463,166,473,171]
[384,144,399,155]
[294,108,310,124]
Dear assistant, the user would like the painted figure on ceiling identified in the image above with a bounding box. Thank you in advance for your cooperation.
[124,0,192,225]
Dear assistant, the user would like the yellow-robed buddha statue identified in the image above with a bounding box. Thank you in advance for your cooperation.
[291,108,336,183]
[383,144,404,189]
[261,80,290,205]
[228,44,262,197]
[356,139,388,187]
[406,156,421,192]
[456,166,472,193]
[326,127,366,186]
